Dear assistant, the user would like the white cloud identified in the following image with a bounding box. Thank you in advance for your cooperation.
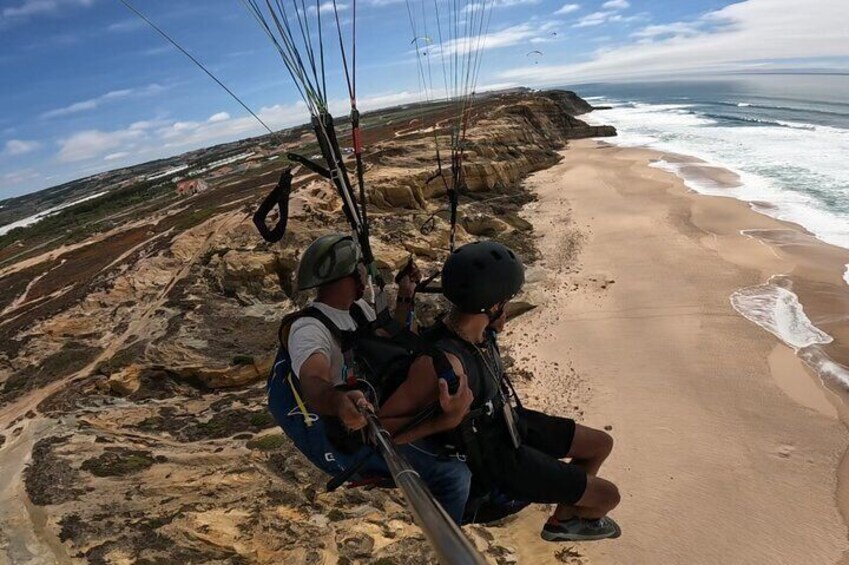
[3,139,41,156]
[465,0,541,11]
[57,129,145,162]
[571,0,628,26]
[631,21,702,40]
[129,119,166,131]
[41,99,98,118]
[41,85,164,119]
[3,169,40,187]
[501,0,849,84]
[308,1,348,14]
[107,18,145,33]
[607,12,642,23]
[435,23,541,58]
[54,105,295,166]
[207,112,231,123]
[554,3,580,15]
[573,10,611,27]
[3,0,59,18]
[601,0,628,9]
[494,0,542,6]
[141,45,172,57]
[2,0,92,19]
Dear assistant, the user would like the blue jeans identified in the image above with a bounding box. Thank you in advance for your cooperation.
[267,365,471,524]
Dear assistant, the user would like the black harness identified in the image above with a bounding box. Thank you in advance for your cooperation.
[278,303,461,486]
[428,324,524,488]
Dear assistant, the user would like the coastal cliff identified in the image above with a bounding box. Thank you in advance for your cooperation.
[0,90,614,564]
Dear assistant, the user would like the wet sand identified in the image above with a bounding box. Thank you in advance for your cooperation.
[495,140,849,564]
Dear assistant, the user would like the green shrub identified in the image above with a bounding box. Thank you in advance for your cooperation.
[231,355,255,366]
[246,434,286,451]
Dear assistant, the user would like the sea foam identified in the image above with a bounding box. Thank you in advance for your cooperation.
[729,280,849,389]
[799,347,849,391]
[730,282,832,350]
[586,99,849,252]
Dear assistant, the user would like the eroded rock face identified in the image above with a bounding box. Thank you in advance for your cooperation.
[3,90,612,563]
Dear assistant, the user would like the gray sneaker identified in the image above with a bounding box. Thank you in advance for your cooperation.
[540,516,621,542]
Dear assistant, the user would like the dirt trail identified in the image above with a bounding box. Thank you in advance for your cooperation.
[0,419,71,565]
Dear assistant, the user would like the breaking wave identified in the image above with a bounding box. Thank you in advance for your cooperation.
[585,98,849,251]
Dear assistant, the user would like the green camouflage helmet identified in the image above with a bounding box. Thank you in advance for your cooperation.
[297,234,363,290]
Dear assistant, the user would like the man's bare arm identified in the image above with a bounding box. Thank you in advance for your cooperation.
[298,353,370,430]
[379,354,472,444]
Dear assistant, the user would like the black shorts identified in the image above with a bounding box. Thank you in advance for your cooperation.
[486,408,587,505]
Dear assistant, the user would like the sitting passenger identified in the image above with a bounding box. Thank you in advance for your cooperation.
[381,241,622,541]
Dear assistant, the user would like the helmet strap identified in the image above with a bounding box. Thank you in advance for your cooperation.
[350,262,367,299]
[487,302,506,323]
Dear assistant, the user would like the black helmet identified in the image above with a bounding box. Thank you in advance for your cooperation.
[441,241,524,313]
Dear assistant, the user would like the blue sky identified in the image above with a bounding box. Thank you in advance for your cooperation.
[1,0,847,199]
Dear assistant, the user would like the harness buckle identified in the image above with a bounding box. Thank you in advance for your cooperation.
[483,400,495,417]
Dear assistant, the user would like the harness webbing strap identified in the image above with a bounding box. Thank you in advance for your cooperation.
[253,168,294,243]
[287,152,332,179]
[287,372,314,427]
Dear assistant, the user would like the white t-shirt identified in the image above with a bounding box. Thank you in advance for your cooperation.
[288,299,376,385]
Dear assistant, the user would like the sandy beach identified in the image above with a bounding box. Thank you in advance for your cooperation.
[493,140,849,564]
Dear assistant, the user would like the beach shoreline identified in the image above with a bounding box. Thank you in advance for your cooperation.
[495,139,849,564]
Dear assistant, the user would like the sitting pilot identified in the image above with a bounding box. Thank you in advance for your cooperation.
[267,233,473,524]
[381,240,622,541]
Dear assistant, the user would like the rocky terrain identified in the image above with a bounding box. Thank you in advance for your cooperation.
[0,90,614,564]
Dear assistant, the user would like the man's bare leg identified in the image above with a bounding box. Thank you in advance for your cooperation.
[553,425,615,521]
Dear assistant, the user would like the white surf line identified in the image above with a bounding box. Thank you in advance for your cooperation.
[740,230,784,260]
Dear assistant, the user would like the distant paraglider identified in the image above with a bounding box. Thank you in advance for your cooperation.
[411,35,433,57]
[526,50,543,64]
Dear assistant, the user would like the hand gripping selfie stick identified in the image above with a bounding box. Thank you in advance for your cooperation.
[360,407,486,565]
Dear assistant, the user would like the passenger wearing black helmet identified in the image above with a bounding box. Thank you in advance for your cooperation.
[381,241,622,541]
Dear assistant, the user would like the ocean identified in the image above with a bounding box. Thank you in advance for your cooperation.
[577,75,849,251]
[574,74,849,388]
